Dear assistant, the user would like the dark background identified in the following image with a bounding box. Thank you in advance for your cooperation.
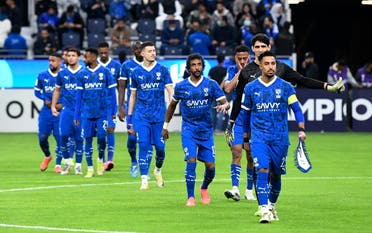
[290,0,372,82]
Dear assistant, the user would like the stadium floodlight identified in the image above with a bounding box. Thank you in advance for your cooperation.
[362,0,372,5]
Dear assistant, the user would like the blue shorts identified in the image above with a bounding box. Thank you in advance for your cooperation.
[181,129,215,163]
[82,117,107,138]
[251,142,288,175]
[59,109,82,139]
[38,106,60,137]
[134,120,163,148]
[231,123,244,146]
[108,116,117,128]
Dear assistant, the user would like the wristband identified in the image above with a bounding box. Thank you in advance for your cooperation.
[163,122,169,129]
[298,127,306,132]
[127,114,132,125]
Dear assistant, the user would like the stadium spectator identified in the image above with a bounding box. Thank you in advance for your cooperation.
[188,21,212,55]
[162,53,230,206]
[160,19,186,55]
[81,0,107,21]
[211,1,235,28]
[3,25,28,56]
[38,5,59,36]
[74,48,117,178]
[58,5,85,49]
[34,53,63,172]
[269,2,286,31]
[241,50,306,223]
[235,2,257,28]
[355,60,372,88]
[233,0,258,16]
[186,3,213,32]
[238,15,258,52]
[256,0,278,20]
[301,51,320,81]
[118,41,145,178]
[127,41,174,190]
[211,15,237,54]
[97,42,122,171]
[222,45,256,202]
[136,0,158,20]
[109,0,131,26]
[4,0,25,27]
[155,0,183,32]
[33,28,58,56]
[274,21,294,56]
[56,0,80,16]
[0,6,12,49]
[327,59,362,89]
[208,53,228,133]
[35,0,58,17]
[261,14,279,52]
[111,19,132,55]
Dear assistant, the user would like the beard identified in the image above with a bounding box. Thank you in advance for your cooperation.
[50,66,58,72]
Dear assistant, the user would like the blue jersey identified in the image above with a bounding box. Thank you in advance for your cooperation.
[130,62,173,123]
[225,65,238,100]
[99,57,121,81]
[241,76,296,145]
[173,76,225,140]
[76,64,117,118]
[56,66,83,111]
[34,69,59,103]
[119,58,142,103]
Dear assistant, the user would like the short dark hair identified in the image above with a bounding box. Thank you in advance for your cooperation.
[217,54,225,63]
[140,41,155,51]
[67,47,80,56]
[234,45,250,55]
[251,33,270,47]
[186,53,205,71]
[85,48,99,57]
[98,42,109,48]
[50,52,62,59]
[258,51,276,62]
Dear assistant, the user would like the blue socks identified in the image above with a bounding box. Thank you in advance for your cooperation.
[231,164,241,187]
[201,166,215,190]
[185,162,196,198]
[256,171,269,206]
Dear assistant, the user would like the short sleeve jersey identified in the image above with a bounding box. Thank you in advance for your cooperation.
[56,66,83,111]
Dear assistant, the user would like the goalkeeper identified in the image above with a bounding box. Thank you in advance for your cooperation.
[225,33,345,143]
[241,51,306,223]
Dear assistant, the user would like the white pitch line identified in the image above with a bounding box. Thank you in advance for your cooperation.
[0,177,371,193]
[0,223,140,233]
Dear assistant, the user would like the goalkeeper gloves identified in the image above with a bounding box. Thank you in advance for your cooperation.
[224,121,234,146]
[327,77,345,93]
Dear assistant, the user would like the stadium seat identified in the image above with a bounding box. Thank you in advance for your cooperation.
[87,33,106,48]
[61,32,81,49]
[137,18,156,34]
[138,33,156,43]
[87,18,106,34]
[163,46,183,56]
[215,46,234,56]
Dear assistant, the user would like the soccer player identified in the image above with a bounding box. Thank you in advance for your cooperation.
[118,41,147,178]
[162,53,230,206]
[241,51,307,223]
[223,45,256,201]
[74,48,117,178]
[51,47,84,175]
[34,53,63,172]
[127,41,174,190]
[97,42,121,171]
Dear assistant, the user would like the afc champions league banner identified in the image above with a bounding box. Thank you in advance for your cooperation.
[288,89,372,132]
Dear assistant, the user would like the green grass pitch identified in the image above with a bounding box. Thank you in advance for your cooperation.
[0,132,371,233]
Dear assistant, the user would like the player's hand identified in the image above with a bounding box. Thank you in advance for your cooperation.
[162,128,169,140]
[215,103,230,114]
[224,122,234,146]
[73,119,80,126]
[327,77,345,93]
[51,106,59,116]
[118,106,126,122]
[298,131,306,142]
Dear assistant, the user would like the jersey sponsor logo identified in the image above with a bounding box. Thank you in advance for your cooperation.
[84,82,103,89]
[64,83,77,90]
[44,86,55,93]
[256,102,280,112]
[140,82,160,89]
[186,99,209,108]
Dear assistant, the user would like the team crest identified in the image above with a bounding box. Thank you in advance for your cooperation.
[110,68,115,75]
[275,89,281,98]
[99,73,104,80]
[156,72,161,80]
[204,88,209,97]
